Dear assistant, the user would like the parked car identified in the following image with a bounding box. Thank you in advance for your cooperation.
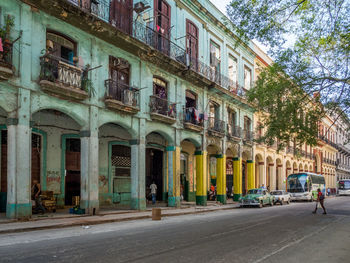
[270,190,291,205]
[240,188,274,208]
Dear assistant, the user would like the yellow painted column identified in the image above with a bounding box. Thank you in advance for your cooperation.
[216,154,226,204]
[247,160,255,191]
[233,157,242,201]
[195,151,207,206]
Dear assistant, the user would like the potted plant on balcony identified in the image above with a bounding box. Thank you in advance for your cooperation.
[0,15,14,65]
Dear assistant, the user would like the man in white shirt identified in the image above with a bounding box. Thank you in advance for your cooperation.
[150,182,157,205]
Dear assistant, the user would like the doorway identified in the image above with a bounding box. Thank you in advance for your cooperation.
[180,153,189,201]
[146,148,163,201]
[65,138,81,206]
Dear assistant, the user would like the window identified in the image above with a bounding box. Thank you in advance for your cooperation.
[210,41,221,73]
[244,116,252,132]
[228,56,237,84]
[46,32,76,63]
[153,77,167,99]
[244,66,251,89]
[185,90,197,108]
[186,20,198,61]
[154,0,171,53]
[109,56,130,85]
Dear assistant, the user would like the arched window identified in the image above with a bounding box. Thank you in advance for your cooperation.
[46,31,76,63]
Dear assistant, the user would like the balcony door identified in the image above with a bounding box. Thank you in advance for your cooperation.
[155,0,171,54]
[46,32,76,63]
[186,20,198,69]
[110,0,133,34]
[109,56,130,102]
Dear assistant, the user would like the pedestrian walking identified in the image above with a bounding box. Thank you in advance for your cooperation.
[313,188,327,214]
[150,181,157,205]
[31,180,45,214]
[327,188,331,196]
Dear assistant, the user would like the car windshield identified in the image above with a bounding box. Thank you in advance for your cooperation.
[247,189,262,195]
[271,191,282,195]
[287,174,309,193]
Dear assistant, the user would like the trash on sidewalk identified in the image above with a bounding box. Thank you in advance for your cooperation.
[152,208,161,220]
[82,225,90,229]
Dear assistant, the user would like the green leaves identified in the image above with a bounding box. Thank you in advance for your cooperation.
[227,0,350,145]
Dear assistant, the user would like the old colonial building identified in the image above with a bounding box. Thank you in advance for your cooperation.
[0,0,257,219]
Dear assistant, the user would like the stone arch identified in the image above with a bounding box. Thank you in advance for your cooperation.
[181,137,201,149]
[299,163,303,172]
[0,106,7,124]
[304,164,308,172]
[31,106,85,128]
[98,120,137,139]
[309,164,313,172]
[293,162,298,173]
[146,128,174,146]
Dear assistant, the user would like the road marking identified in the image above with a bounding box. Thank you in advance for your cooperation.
[252,218,341,263]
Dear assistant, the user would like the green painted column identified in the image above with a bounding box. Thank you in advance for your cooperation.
[195,151,207,206]
[233,157,242,201]
[130,139,146,210]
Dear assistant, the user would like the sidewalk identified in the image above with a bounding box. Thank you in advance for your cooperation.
[0,202,239,235]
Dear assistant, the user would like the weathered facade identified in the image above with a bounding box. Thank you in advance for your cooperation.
[0,0,256,218]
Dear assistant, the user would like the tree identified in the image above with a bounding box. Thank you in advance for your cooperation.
[226,0,350,147]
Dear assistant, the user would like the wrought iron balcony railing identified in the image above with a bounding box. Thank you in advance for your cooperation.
[105,79,139,108]
[149,95,176,118]
[64,0,247,100]
[208,117,225,134]
[40,54,86,90]
[0,41,13,68]
[183,107,204,127]
[227,125,242,139]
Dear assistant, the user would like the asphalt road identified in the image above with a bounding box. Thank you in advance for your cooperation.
[0,197,349,263]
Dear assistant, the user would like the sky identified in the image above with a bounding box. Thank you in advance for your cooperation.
[209,0,270,53]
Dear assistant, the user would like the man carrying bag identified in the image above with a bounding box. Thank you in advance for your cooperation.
[312,188,327,215]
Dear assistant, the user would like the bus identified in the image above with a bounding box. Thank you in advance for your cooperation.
[287,173,325,201]
[338,179,350,196]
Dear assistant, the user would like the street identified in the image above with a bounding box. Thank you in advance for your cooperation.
[0,197,349,263]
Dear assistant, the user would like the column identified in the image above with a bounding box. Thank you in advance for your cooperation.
[216,154,226,204]
[130,139,146,210]
[80,130,99,215]
[166,146,180,207]
[233,157,242,201]
[247,160,255,190]
[7,118,32,219]
[195,150,207,206]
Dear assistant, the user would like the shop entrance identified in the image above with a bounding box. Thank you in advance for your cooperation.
[65,138,81,206]
[146,148,163,201]
[226,158,233,198]
[180,153,189,201]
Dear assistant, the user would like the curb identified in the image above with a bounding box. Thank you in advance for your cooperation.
[0,205,238,235]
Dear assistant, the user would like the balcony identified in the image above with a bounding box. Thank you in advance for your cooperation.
[149,95,176,124]
[39,54,89,101]
[183,107,204,132]
[208,117,225,137]
[227,125,242,141]
[286,146,293,155]
[104,80,139,114]
[243,130,254,145]
[0,41,14,80]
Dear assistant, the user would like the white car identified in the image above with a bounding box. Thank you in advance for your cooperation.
[270,190,291,205]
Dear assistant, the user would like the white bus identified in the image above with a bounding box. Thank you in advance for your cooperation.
[338,179,350,196]
[287,172,325,201]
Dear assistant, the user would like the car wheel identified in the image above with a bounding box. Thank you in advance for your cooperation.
[259,201,263,208]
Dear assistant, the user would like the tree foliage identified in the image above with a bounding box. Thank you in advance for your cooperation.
[226,0,350,146]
